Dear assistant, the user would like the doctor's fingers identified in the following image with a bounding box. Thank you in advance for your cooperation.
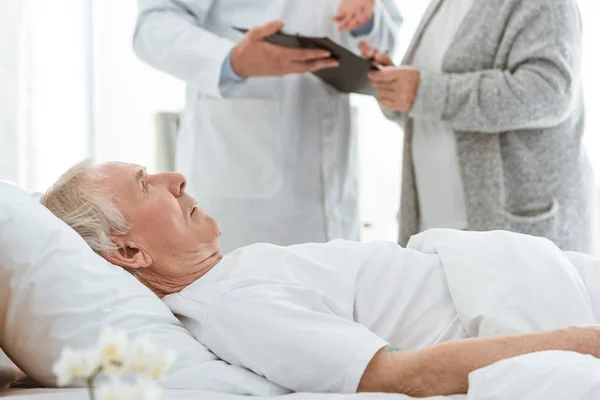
[247,20,285,40]
[353,7,372,28]
[289,58,340,74]
[338,9,368,31]
[336,11,359,31]
[280,47,333,62]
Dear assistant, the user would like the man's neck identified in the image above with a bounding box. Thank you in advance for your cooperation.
[142,251,223,298]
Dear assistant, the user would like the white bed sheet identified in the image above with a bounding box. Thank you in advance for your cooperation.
[0,389,461,400]
[4,350,600,400]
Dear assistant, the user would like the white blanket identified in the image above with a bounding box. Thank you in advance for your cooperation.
[407,229,598,336]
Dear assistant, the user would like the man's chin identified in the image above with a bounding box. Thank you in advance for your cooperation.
[213,218,222,236]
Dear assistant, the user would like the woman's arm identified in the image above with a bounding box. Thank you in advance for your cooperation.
[359,326,600,396]
[409,1,582,133]
[368,0,581,133]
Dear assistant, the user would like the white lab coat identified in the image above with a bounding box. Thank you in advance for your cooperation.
[134,0,400,252]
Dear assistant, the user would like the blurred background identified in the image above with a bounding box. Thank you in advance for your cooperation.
[1,0,599,244]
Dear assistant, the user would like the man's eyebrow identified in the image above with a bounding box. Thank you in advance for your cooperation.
[135,167,147,185]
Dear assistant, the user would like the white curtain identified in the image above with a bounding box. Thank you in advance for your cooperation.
[0,0,24,185]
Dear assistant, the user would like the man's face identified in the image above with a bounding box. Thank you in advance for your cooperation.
[98,162,221,274]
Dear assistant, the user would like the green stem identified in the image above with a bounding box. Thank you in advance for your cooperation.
[87,379,95,400]
[86,367,103,400]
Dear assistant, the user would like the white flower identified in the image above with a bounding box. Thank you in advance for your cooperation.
[128,335,175,380]
[52,347,100,386]
[150,349,175,381]
[134,378,164,400]
[96,378,137,400]
[97,327,130,374]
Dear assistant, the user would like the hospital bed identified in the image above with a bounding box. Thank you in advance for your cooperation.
[4,154,600,400]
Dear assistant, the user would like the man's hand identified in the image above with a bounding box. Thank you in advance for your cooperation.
[368,67,421,112]
[0,366,20,389]
[230,20,339,78]
[359,41,394,67]
[358,326,600,396]
[333,0,376,32]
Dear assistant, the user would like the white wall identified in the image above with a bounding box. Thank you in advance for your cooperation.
[17,0,91,193]
[0,0,21,373]
[579,0,600,181]
[92,0,185,173]
[0,1,23,185]
[356,1,432,241]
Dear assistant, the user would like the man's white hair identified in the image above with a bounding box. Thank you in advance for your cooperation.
[40,159,130,254]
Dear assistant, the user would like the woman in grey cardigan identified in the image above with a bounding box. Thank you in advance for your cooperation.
[362,0,595,253]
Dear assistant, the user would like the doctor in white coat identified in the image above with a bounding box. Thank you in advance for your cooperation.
[134,0,401,252]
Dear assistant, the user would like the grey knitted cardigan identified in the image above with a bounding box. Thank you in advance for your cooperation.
[387,0,595,252]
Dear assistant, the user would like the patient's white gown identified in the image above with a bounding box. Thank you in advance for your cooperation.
[163,240,466,393]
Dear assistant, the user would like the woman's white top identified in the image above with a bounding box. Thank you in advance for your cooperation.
[411,0,475,230]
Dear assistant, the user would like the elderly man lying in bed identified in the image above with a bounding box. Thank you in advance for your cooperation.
[41,160,600,397]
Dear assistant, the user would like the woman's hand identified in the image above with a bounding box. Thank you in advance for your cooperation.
[359,41,394,67]
[359,41,418,112]
[369,67,421,112]
[333,0,376,32]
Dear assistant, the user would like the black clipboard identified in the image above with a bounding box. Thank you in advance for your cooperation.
[234,27,378,96]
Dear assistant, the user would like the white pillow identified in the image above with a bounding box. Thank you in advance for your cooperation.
[0,182,287,395]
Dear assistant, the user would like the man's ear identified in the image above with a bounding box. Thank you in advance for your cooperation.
[102,236,153,269]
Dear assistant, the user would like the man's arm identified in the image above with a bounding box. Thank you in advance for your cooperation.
[134,1,338,99]
[201,284,389,394]
[134,0,236,99]
[359,326,600,396]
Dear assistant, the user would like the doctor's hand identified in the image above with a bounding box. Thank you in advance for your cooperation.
[369,67,421,112]
[334,0,376,31]
[230,20,339,78]
[359,41,394,67]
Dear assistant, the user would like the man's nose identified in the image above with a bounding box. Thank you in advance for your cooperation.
[163,172,187,197]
